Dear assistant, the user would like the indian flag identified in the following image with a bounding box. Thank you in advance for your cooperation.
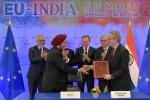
[125,20,139,88]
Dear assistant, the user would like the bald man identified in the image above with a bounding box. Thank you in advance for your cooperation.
[27,35,49,100]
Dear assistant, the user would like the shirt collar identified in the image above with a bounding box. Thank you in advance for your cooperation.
[38,46,41,49]
[83,46,89,50]
[38,45,44,50]
[103,46,109,51]
[114,43,119,50]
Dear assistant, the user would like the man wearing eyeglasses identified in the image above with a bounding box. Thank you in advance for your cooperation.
[94,35,113,92]
[27,35,49,100]
[104,31,131,91]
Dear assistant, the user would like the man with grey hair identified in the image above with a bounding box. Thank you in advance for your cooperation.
[104,31,132,91]
[94,35,113,92]
[27,35,49,100]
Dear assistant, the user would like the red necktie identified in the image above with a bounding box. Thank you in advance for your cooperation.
[111,48,115,56]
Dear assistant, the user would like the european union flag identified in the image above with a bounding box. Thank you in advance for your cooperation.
[138,27,150,95]
[0,22,25,100]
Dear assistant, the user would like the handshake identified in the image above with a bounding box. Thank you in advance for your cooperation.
[78,65,93,74]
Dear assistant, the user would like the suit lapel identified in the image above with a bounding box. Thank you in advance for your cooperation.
[81,47,84,54]
[111,44,121,63]
[104,46,111,60]
[107,46,112,55]
[43,47,48,52]
[99,48,103,60]
[35,45,41,52]
[88,47,91,57]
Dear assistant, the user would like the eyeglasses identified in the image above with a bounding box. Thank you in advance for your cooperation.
[109,37,116,40]
[38,40,45,42]
[100,39,107,42]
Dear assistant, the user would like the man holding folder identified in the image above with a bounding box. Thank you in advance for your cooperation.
[94,35,113,92]
[104,31,132,91]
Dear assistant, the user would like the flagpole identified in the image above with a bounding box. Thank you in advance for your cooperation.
[149,18,150,26]
[7,17,12,26]
[128,17,131,27]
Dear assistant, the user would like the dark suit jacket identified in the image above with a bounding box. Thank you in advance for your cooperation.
[94,46,113,61]
[64,48,76,67]
[42,47,78,92]
[27,45,49,81]
[64,48,76,85]
[108,44,132,91]
[94,46,113,91]
[75,47,95,79]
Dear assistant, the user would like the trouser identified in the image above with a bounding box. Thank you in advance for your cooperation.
[66,81,73,86]
[78,78,94,92]
[28,77,42,100]
[98,79,108,92]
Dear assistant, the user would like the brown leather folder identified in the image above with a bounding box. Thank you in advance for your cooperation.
[93,61,109,78]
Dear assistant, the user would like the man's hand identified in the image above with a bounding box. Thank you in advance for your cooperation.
[83,53,90,61]
[43,51,48,59]
[79,67,89,74]
[63,56,68,61]
[62,49,69,58]
[62,49,70,62]
[41,51,48,59]
[88,65,94,70]
[82,65,93,71]
[41,52,45,58]
[103,74,112,80]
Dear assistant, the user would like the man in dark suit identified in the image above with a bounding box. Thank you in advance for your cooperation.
[104,31,132,91]
[27,35,49,100]
[62,48,76,86]
[75,35,95,92]
[94,35,113,92]
[42,34,89,92]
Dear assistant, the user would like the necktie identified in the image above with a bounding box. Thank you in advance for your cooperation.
[111,48,115,56]
[85,48,88,55]
[39,47,44,53]
[101,48,107,61]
